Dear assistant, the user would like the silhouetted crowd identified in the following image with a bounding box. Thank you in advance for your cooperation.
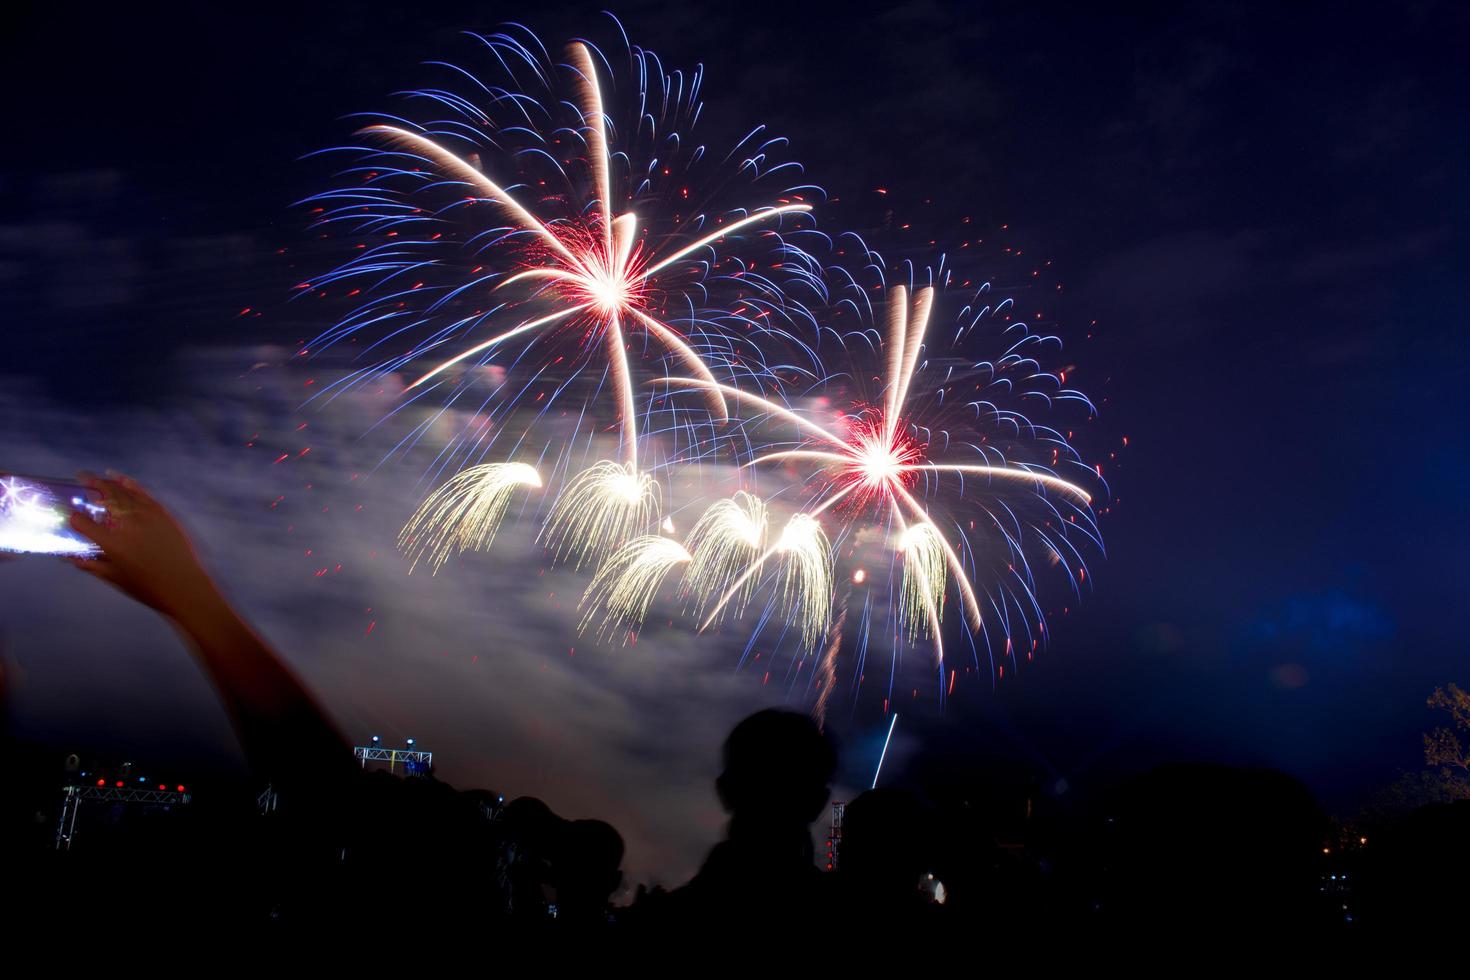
[10,705,1470,951]
[4,474,1468,950]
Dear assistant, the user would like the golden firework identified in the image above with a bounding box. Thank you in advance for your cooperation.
[775,513,833,651]
[542,461,658,570]
[398,462,542,574]
[683,492,768,623]
[579,534,692,641]
[898,521,947,640]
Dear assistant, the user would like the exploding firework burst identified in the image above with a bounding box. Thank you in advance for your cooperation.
[297,21,824,545]
[665,266,1104,684]
[289,20,1109,712]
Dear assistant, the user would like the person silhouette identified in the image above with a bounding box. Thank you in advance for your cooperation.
[837,788,936,928]
[662,708,838,932]
[499,796,562,923]
[552,818,625,929]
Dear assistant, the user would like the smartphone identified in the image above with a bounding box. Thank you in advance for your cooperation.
[0,473,107,557]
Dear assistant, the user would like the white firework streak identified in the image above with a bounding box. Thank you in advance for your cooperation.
[774,513,834,652]
[398,462,542,574]
[541,461,658,570]
[579,534,692,642]
[897,520,947,642]
[681,492,768,624]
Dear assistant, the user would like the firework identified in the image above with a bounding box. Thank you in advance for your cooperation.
[399,462,542,573]
[299,22,823,515]
[541,460,657,569]
[872,713,899,789]
[773,513,834,651]
[293,21,1108,708]
[682,492,768,623]
[579,534,692,641]
[811,599,846,730]
[665,279,1100,668]
[898,521,947,640]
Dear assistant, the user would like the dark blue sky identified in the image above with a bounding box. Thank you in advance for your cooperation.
[3,0,1467,819]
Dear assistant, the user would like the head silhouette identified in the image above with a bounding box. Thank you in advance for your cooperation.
[502,796,560,851]
[716,709,837,828]
[500,796,562,918]
[553,818,625,922]
[841,788,929,895]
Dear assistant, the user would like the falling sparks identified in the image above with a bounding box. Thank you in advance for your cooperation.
[542,461,657,570]
[579,535,692,641]
[812,601,847,730]
[682,492,768,624]
[398,463,542,574]
[898,521,947,640]
[774,514,834,651]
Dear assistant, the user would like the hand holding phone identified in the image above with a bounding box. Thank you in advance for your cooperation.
[64,473,219,620]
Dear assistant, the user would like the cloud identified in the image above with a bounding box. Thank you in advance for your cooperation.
[0,347,823,888]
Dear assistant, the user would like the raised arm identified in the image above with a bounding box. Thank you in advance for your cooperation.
[67,473,353,797]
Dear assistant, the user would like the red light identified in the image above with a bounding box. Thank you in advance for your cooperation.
[176,785,186,793]
[96,779,106,787]
[115,781,124,787]
[158,784,167,791]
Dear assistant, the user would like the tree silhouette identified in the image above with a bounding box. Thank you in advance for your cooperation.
[1424,683,1470,798]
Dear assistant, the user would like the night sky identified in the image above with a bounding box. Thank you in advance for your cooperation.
[2,1,1467,879]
